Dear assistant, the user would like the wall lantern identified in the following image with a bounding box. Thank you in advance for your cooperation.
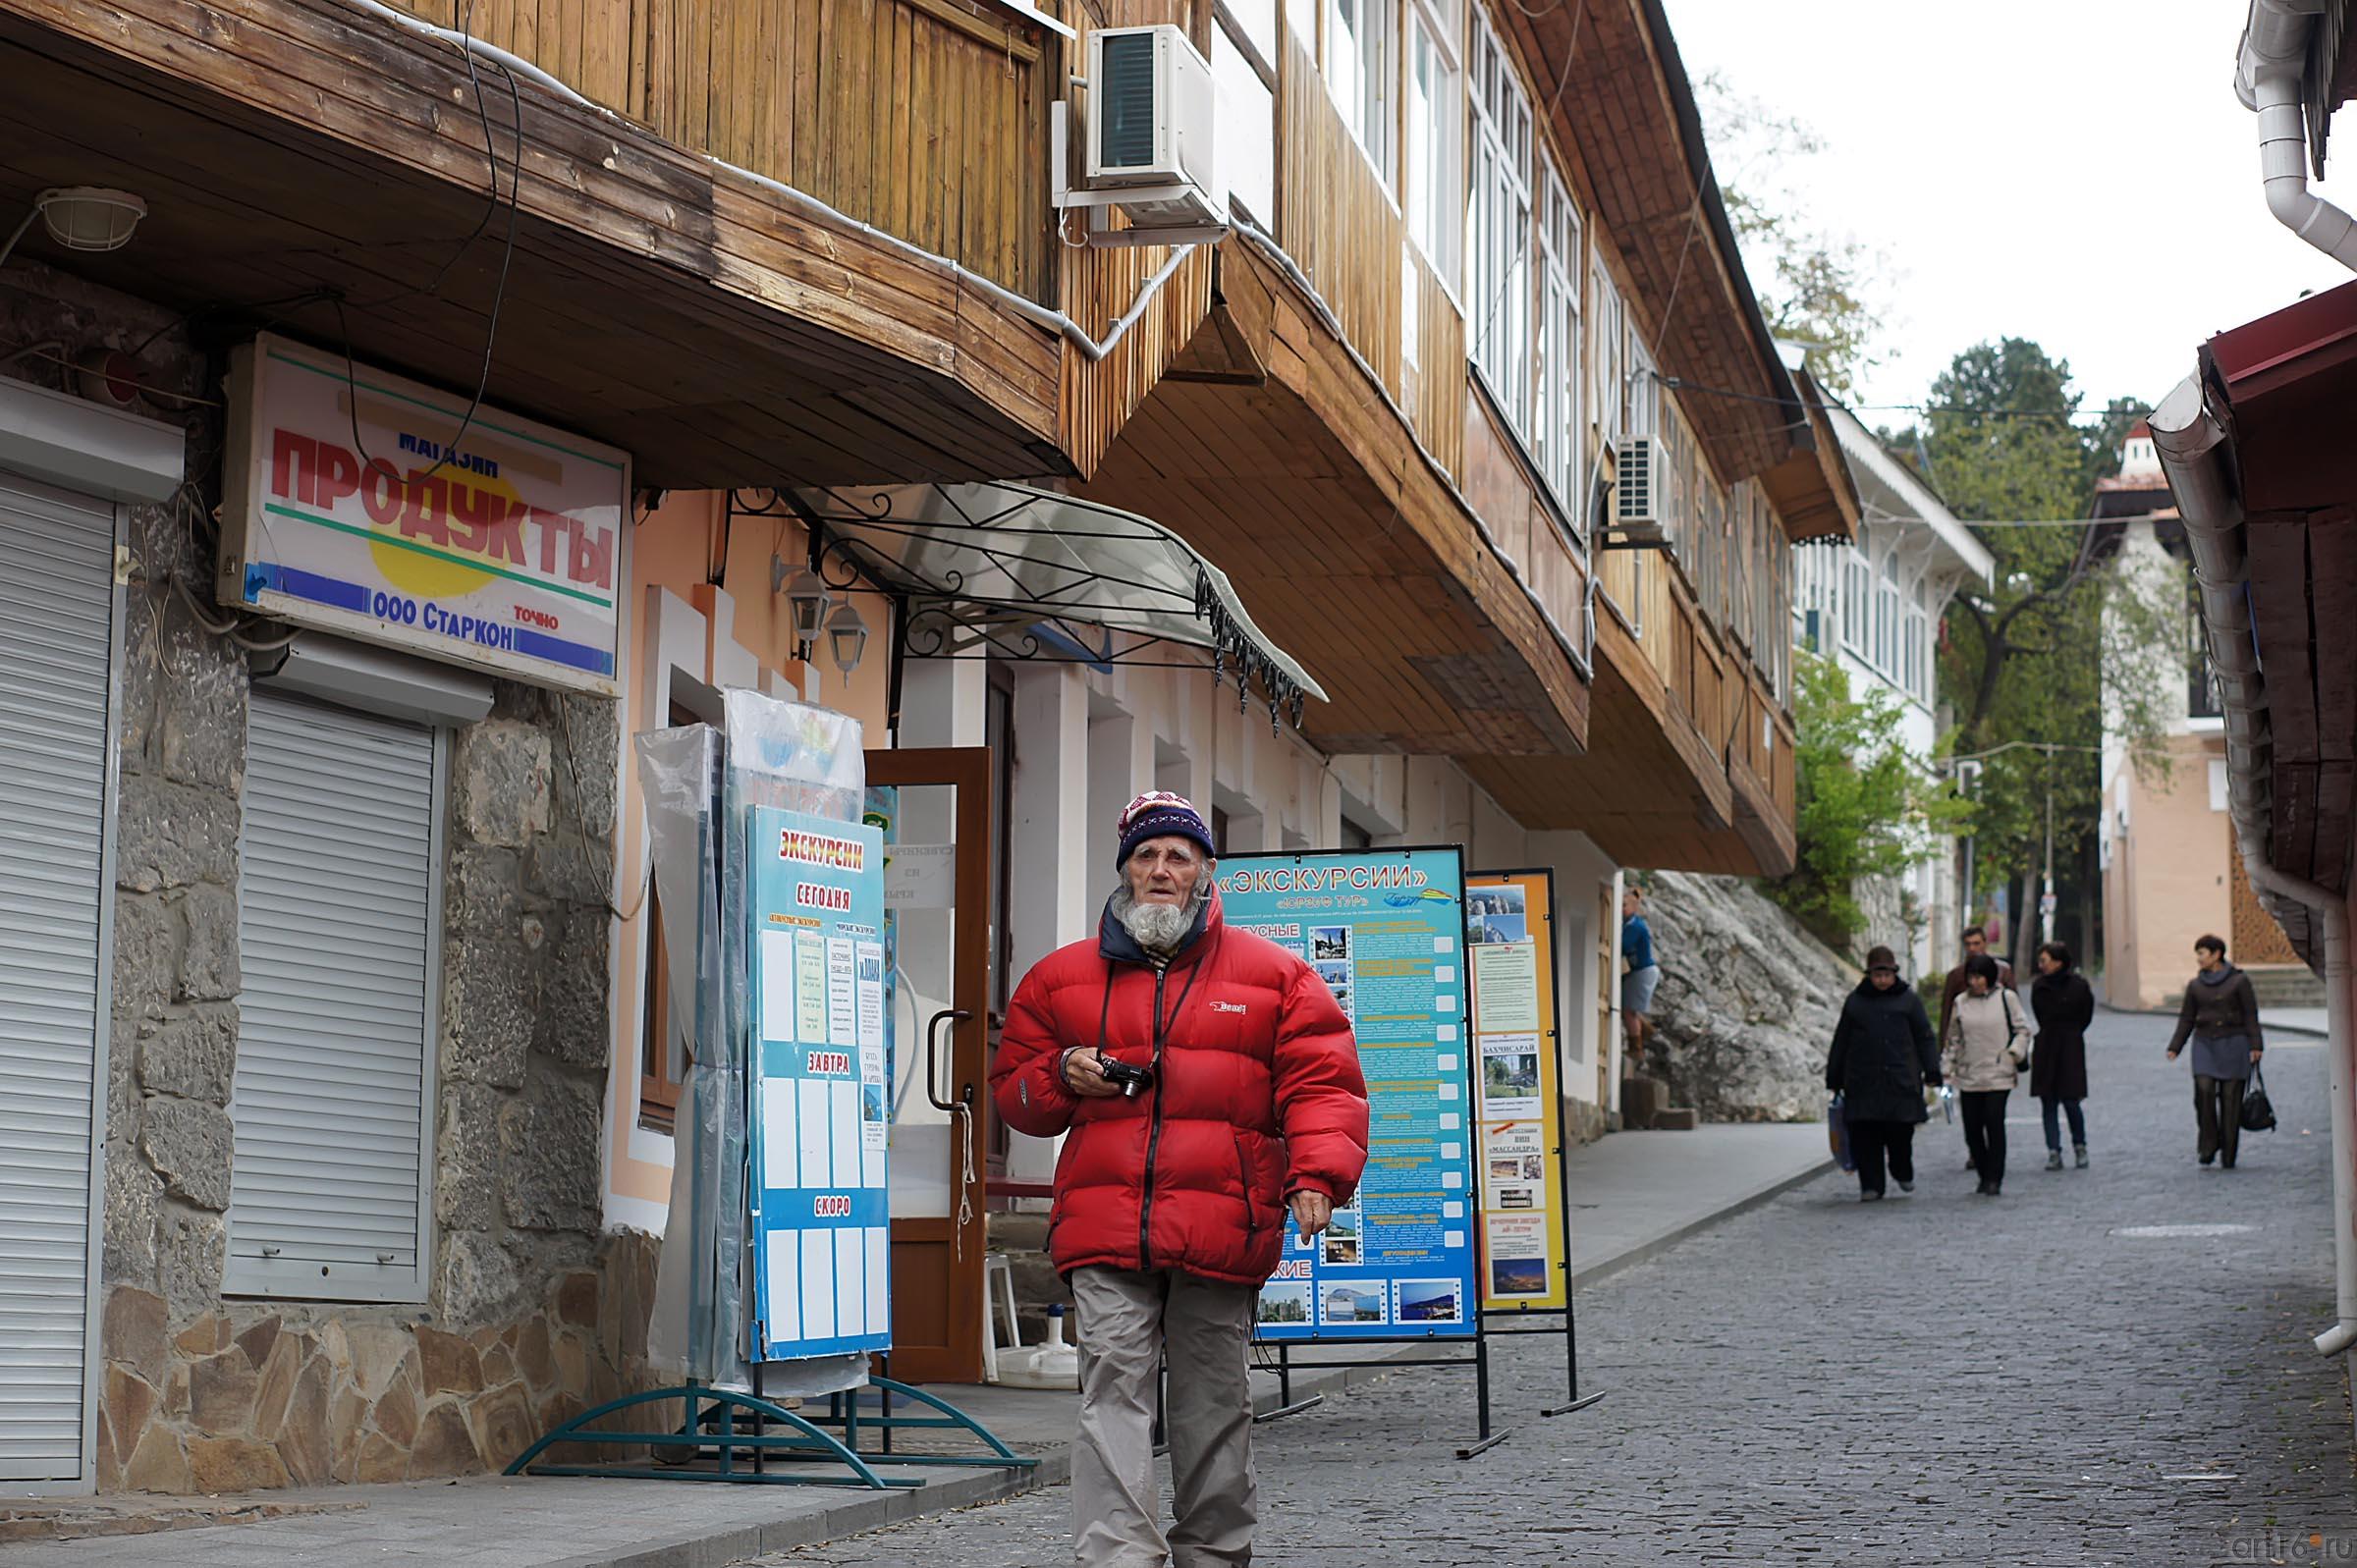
[772,557,832,663]
[826,600,869,678]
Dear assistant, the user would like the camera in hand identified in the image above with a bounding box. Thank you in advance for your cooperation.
[1098,1054,1155,1099]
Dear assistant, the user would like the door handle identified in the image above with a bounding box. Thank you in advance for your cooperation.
[925,1007,974,1113]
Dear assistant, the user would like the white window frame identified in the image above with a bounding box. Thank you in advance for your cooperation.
[1874,550,1900,676]
[1593,261,1626,442]
[1534,162,1583,517]
[1904,578,1930,702]
[1403,0,1463,296]
[1325,0,1397,187]
[1841,549,1870,656]
[1466,6,1531,438]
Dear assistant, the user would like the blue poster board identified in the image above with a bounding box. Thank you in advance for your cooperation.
[747,807,891,1362]
[1218,848,1478,1341]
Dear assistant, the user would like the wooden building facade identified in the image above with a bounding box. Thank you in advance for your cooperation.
[0,0,1842,1498]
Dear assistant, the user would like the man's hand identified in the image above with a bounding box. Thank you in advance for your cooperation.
[2166,1049,2180,1061]
[1288,1190,1333,1241]
[2252,1047,2265,1064]
[1061,1048,1124,1099]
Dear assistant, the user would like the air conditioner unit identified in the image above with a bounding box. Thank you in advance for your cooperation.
[1080,25,1223,229]
[1615,436,1659,530]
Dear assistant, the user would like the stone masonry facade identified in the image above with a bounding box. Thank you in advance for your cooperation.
[6,264,659,1493]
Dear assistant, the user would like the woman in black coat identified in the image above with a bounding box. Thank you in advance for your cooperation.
[1826,946,1945,1201]
[2029,941,2095,1170]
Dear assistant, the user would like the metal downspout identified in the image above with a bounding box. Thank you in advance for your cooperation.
[2151,375,2357,1363]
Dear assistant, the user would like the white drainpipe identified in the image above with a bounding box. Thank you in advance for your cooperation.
[2238,0,2357,269]
[2152,376,2357,1362]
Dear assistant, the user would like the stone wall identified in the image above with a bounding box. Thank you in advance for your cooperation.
[5,263,655,1492]
[1637,871,1852,1123]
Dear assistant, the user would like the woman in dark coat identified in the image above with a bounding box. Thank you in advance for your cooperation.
[2029,941,2096,1171]
[2165,933,2267,1167]
[1826,946,1945,1202]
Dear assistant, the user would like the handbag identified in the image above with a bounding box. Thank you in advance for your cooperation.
[2001,990,2033,1077]
[2241,1063,2277,1133]
[1828,1094,1855,1171]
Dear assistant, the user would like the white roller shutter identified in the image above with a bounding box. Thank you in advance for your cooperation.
[0,474,115,1486]
[228,690,442,1302]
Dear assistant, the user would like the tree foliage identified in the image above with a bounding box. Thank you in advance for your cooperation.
[1695,74,1887,397]
[1770,651,1972,951]
[1884,340,2172,956]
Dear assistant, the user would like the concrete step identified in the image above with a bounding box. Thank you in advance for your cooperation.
[2245,964,2325,1008]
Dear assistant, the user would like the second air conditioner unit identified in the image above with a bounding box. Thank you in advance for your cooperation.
[1053,25,1227,243]
[1613,436,1665,543]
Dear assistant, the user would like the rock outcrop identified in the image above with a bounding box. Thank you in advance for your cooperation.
[1637,872,1854,1123]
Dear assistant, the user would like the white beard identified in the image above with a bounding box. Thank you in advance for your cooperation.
[1114,886,1199,955]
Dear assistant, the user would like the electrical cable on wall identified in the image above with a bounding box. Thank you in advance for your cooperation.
[336,0,524,487]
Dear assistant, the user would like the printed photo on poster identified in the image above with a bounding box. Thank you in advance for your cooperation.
[1257,1281,1312,1325]
[1397,1277,1465,1325]
[1310,925,1352,962]
[1494,1184,1537,1210]
[1320,1280,1387,1325]
[1322,1206,1362,1266]
[1479,1032,1543,1116]
[1466,885,1528,945]
[1486,1215,1554,1298]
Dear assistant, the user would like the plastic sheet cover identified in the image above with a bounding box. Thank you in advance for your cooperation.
[640,690,869,1396]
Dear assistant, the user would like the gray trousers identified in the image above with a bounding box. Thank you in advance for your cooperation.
[1069,1267,1257,1568]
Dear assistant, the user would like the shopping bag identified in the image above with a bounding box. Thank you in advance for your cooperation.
[1828,1094,1854,1171]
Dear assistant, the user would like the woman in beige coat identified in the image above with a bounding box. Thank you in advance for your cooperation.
[1943,953,2033,1196]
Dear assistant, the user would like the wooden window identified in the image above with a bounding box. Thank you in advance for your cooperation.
[1403,0,1462,291]
[1326,0,1397,183]
[1534,164,1583,520]
[1467,7,1531,436]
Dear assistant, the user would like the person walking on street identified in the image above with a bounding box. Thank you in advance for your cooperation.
[1938,927,2018,1045]
[1940,929,2018,1173]
[1825,946,1944,1202]
[2029,942,2096,1171]
[2165,934,2266,1168]
[1944,953,2032,1195]
[1620,885,1661,1070]
[991,791,1371,1568]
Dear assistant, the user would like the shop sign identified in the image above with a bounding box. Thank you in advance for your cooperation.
[219,333,628,695]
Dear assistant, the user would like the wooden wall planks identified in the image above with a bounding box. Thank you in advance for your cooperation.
[1275,33,1401,403]
[382,0,1055,301]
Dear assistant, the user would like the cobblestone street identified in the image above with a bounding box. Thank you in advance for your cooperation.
[775,1011,2357,1566]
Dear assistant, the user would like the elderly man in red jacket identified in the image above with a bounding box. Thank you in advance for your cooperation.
[992,791,1369,1568]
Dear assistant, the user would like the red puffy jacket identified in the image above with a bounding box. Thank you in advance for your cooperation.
[991,891,1369,1286]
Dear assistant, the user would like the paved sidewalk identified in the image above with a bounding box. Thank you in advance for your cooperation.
[7,1122,1830,1566]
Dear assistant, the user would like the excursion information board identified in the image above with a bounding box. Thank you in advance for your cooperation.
[1221,848,1478,1341]
[1466,869,1570,1314]
[746,807,892,1362]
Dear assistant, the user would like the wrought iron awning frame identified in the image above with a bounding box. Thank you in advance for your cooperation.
[727,484,1321,733]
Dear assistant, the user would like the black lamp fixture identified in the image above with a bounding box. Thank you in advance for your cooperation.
[772,555,833,663]
[826,600,869,678]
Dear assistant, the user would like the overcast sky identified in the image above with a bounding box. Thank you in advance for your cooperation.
[1660,0,2357,427]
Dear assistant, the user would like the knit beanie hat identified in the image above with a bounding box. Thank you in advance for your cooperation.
[1116,790,1217,869]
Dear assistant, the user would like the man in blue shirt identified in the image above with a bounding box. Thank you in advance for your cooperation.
[1621,885,1661,1067]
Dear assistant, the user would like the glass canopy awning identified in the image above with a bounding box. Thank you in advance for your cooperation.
[733,482,1326,730]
